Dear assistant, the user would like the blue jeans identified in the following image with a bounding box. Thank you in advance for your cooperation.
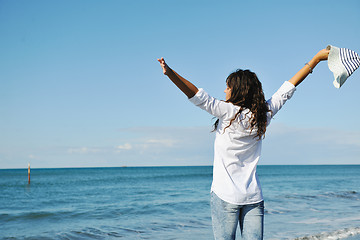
[210,192,264,240]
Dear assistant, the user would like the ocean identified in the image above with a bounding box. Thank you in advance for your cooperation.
[0,165,359,240]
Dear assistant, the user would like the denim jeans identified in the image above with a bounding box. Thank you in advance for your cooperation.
[210,192,264,240]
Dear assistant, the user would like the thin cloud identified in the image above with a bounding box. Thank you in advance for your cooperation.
[67,147,104,154]
[263,123,360,165]
[144,138,177,147]
[116,143,132,150]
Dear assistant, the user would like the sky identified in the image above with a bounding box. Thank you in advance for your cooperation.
[1,0,360,169]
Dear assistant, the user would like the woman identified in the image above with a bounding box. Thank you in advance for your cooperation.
[157,49,329,240]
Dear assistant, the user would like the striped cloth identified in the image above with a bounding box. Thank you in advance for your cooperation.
[327,45,360,88]
[340,47,360,76]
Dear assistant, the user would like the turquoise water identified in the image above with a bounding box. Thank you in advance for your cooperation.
[0,165,359,239]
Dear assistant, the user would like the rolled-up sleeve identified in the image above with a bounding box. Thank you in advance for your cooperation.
[189,88,238,120]
[266,81,296,119]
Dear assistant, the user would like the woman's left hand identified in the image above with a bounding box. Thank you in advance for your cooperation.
[314,49,330,62]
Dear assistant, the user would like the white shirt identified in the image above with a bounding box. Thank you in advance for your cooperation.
[189,81,296,205]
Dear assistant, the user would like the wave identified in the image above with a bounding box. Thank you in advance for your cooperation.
[0,209,88,223]
[285,190,360,201]
[320,191,359,200]
[264,208,290,215]
[58,227,145,239]
[0,211,58,222]
[293,227,360,240]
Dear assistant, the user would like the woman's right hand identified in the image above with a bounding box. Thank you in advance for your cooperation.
[157,57,170,75]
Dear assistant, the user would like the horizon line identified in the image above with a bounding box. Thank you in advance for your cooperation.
[1,163,360,170]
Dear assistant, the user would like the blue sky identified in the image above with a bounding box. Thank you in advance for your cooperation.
[1,0,359,168]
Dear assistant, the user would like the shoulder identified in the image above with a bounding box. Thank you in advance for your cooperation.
[189,88,240,119]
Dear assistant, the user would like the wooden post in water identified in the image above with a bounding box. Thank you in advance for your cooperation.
[28,163,30,184]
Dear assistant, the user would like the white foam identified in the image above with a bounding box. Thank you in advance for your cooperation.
[294,227,360,240]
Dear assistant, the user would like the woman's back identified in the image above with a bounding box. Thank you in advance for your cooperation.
[189,81,296,204]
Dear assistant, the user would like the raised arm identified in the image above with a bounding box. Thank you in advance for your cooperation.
[157,57,198,98]
[288,49,330,87]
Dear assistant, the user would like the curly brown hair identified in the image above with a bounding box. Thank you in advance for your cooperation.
[213,69,270,140]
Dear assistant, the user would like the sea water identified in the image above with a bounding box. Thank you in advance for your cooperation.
[0,165,359,240]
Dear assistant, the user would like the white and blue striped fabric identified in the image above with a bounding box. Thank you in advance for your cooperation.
[340,47,360,77]
[327,45,360,88]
